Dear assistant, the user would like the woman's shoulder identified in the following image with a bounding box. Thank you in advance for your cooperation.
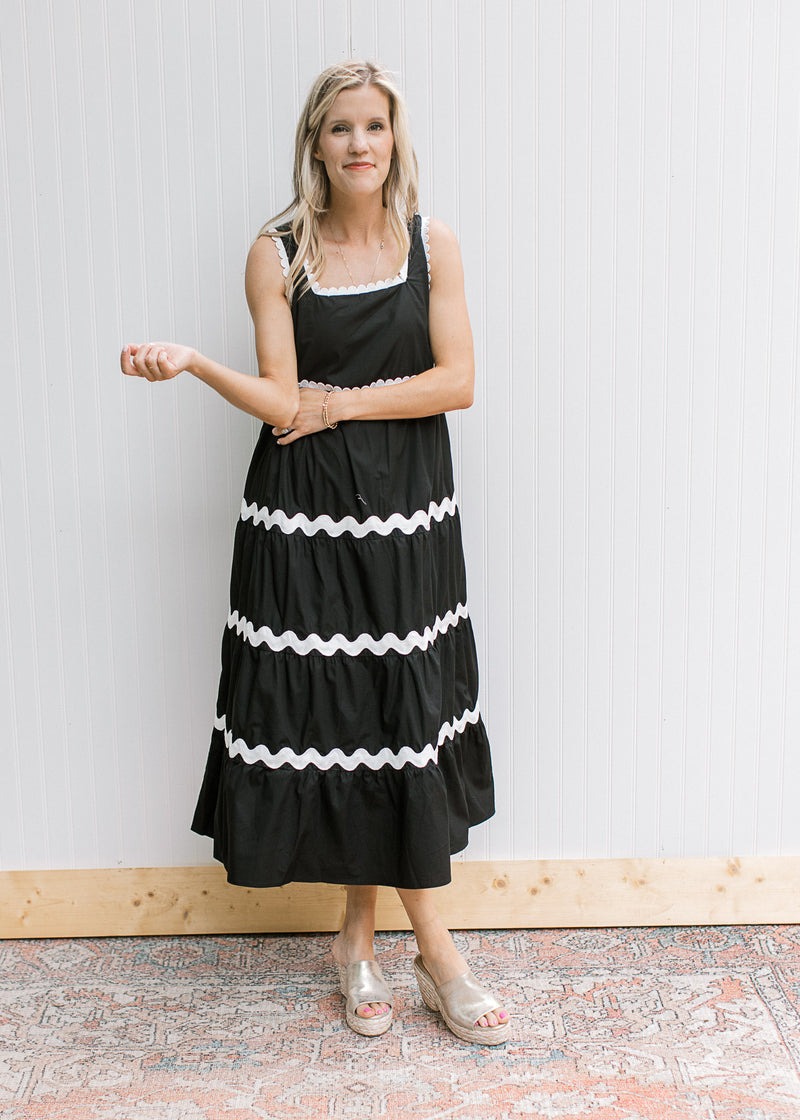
[409,214,458,247]
[422,216,458,246]
[252,221,297,253]
[417,217,462,279]
[246,231,292,299]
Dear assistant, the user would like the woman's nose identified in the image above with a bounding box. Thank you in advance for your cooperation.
[349,128,368,152]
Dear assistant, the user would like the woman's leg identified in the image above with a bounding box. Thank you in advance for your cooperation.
[397,888,507,1028]
[331,885,390,1018]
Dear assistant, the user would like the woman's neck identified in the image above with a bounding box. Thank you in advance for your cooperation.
[323,195,387,246]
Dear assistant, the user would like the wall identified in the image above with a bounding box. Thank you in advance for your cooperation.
[1,0,799,874]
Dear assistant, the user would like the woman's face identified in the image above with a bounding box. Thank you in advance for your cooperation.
[314,84,394,202]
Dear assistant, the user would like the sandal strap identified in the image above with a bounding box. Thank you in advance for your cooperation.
[341,960,392,1013]
[434,968,501,1030]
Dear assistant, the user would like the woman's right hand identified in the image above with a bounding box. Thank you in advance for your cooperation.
[120,342,196,382]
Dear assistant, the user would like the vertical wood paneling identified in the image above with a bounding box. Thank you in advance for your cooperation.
[480,0,514,862]
[585,0,617,858]
[5,0,64,870]
[48,0,101,868]
[662,0,699,857]
[608,0,644,858]
[1,0,799,873]
[453,0,491,861]
[508,0,537,862]
[561,0,590,858]
[534,0,565,857]
[81,0,127,868]
[635,0,668,859]
[770,0,800,856]
[0,9,29,869]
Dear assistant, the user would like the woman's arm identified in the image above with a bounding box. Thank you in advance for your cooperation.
[273,219,473,445]
[121,236,299,429]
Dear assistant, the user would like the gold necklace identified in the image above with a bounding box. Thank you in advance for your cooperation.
[331,219,386,287]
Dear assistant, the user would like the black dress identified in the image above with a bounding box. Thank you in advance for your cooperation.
[191,215,495,889]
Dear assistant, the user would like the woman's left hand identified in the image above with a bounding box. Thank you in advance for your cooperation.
[121,342,196,381]
[272,387,334,445]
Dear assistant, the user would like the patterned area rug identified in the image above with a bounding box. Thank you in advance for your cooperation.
[1,926,800,1119]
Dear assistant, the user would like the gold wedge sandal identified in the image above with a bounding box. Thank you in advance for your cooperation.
[413,954,511,1045]
[336,960,393,1037]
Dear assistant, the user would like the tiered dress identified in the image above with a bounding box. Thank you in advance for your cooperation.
[191,215,495,889]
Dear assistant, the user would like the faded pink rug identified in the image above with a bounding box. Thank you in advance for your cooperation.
[2,926,799,1118]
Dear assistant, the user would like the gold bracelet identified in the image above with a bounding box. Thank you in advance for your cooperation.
[322,389,338,429]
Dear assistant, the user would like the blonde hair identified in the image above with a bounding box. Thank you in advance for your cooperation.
[260,60,419,301]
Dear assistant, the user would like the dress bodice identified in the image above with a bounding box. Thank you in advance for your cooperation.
[271,214,433,392]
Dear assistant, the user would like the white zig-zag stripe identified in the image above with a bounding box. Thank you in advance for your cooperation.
[240,494,457,539]
[227,603,468,657]
[298,375,415,392]
[240,495,457,538]
[214,707,481,771]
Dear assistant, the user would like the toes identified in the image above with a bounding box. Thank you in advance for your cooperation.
[356,1001,389,1018]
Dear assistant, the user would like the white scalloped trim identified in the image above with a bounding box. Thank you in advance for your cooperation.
[240,494,458,538]
[298,375,416,392]
[215,706,481,771]
[305,256,409,297]
[227,602,468,657]
[270,235,290,278]
[420,216,431,288]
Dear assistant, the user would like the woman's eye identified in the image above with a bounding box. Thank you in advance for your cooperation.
[331,125,348,134]
[368,123,384,131]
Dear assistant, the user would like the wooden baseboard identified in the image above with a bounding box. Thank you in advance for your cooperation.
[2,857,799,939]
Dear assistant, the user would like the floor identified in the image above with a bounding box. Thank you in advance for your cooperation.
[2,925,799,1119]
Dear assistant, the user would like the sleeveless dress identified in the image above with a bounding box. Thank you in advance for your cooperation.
[191,215,495,889]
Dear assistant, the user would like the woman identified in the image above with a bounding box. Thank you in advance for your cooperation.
[121,60,510,1045]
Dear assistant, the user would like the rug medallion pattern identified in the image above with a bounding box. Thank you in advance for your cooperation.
[1,926,799,1118]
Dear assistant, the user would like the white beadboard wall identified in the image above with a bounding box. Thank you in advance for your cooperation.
[1,0,799,873]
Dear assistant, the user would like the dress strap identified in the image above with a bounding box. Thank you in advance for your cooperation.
[407,214,431,291]
[419,216,431,289]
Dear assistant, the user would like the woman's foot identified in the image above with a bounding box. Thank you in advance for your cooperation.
[331,931,391,1021]
[412,932,508,1030]
[395,889,508,1030]
[413,953,510,1045]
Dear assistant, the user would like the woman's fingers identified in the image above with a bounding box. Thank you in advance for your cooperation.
[275,427,301,445]
[271,387,329,444]
[157,349,178,376]
[121,342,181,381]
[144,344,165,379]
[120,344,152,379]
[129,342,158,380]
[120,345,135,376]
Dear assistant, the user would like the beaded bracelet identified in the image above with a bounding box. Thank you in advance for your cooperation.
[322,389,338,429]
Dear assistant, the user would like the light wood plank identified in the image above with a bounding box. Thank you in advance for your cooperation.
[2,857,798,939]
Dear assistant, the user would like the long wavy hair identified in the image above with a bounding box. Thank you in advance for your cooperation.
[260,60,419,301]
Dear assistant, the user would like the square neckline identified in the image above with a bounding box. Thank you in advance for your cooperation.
[303,253,409,297]
[270,216,431,297]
